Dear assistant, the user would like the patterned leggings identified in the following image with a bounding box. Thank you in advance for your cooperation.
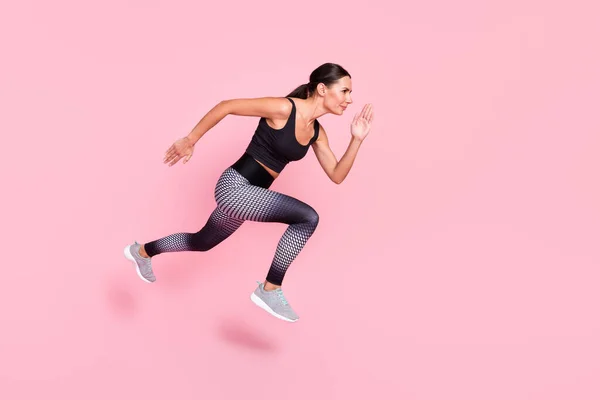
[144,167,319,285]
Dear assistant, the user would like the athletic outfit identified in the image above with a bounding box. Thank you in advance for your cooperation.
[124,97,320,322]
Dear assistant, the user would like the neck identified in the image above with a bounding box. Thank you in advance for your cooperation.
[300,96,327,126]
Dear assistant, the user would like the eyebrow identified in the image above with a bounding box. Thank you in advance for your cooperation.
[342,87,353,92]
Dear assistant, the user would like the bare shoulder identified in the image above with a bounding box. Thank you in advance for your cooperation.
[220,97,292,119]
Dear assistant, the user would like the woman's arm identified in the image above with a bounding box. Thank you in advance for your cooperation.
[164,97,291,166]
[312,103,374,184]
[312,126,363,184]
[186,97,291,144]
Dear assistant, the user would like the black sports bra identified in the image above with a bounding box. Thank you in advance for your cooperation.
[244,97,320,173]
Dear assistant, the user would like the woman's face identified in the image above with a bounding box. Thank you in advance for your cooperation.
[322,76,353,115]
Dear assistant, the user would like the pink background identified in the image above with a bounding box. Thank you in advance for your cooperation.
[1,0,599,399]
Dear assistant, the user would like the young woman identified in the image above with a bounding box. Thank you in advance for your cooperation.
[124,63,374,322]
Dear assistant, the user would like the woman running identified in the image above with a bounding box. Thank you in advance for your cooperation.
[124,62,374,322]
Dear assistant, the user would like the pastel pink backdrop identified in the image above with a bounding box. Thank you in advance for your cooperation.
[1,1,598,399]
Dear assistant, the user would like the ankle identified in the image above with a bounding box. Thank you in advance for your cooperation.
[263,281,280,291]
[138,244,150,258]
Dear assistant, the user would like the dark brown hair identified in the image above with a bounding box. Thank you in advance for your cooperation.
[287,63,351,99]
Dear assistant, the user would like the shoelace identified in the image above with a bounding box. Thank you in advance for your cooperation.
[275,289,289,306]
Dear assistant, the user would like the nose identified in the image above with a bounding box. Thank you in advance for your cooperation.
[346,94,353,104]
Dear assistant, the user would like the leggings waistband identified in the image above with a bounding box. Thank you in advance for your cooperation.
[230,152,275,189]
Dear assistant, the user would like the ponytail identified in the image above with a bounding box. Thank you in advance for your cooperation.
[286,83,310,99]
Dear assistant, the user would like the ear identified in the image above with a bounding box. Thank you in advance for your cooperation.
[317,83,327,96]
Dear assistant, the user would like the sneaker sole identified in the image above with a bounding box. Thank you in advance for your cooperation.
[123,245,154,284]
[250,293,297,323]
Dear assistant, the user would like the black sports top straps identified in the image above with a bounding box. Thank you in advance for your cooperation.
[244,97,320,173]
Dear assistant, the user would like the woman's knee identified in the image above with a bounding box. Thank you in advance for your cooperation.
[303,206,320,227]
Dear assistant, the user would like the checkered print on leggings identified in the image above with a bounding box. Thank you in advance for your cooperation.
[143,167,319,285]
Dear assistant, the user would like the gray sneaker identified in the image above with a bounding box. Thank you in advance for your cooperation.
[250,282,299,322]
[123,241,156,283]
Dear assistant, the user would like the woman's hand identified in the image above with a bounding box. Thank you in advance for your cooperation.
[163,137,195,166]
[350,103,374,141]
